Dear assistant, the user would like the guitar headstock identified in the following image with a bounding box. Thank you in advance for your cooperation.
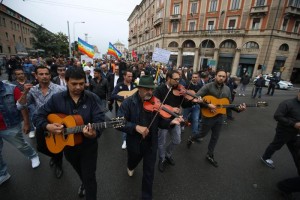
[109,117,126,128]
[256,101,268,107]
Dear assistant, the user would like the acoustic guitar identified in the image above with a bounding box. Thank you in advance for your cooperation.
[117,88,138,106]
[201,95,268,118]
[46,113,125,154]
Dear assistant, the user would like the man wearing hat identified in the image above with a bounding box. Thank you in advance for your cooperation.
[83,66,92,90]
[117,75,183,200]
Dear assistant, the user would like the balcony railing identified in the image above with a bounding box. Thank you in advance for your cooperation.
[285,6,300,18]
[132,33,137,38]
[180,29,246,36]
[170,14,181,21]
[153,18,163,27]
[250,5,268,16]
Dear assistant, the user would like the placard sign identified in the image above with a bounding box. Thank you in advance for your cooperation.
[152,48,171,64]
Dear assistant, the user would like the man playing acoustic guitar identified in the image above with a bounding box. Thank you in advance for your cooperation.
[34,67,105,200]
[187,69,246,167]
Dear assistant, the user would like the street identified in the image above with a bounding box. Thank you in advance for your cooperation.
[1,71,300,200]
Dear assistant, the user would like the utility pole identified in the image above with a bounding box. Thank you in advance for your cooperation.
[67,21,72,58]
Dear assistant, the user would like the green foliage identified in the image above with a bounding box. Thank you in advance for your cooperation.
[31,25,69,57]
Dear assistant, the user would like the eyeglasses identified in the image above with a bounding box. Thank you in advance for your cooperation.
[172,78,180,82]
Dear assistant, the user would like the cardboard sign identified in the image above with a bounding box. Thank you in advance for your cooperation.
[152,48,171,64]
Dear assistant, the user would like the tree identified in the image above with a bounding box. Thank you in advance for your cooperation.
[31,25,69,57]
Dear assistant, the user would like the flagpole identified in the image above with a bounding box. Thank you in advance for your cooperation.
[67,21,72,58]
[155,63,160,81]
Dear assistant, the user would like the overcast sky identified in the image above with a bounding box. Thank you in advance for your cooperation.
[3,0,141,55]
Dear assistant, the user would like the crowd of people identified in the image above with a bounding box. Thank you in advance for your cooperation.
[0,55,299,199]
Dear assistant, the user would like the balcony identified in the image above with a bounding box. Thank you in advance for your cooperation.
[250,5,268,16]
[138,30,143,37]
[144,27,150,33]
[153,18,163,27]
[170,14,181,21]
[285,6,300,18]
[128,37,131,42]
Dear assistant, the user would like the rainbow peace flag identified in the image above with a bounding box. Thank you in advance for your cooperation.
[107,42,122,58]
[78,37,95,58]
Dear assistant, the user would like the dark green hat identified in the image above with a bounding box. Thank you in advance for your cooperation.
[137,75,156,89]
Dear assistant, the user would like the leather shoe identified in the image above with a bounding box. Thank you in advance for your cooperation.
[158,160,166,172]
[78,184,85,198]
[206,154,218,167]
[54,164,63,179]
[165,156,175,166]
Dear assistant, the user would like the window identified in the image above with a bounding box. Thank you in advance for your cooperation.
[209,0,217,12]
[231,0,240,10]
[172,21,178,33]
[183,40,195,48]
[256,0,265,6]
[14,23,16,30]
[191,2,198,14]
[13,34,15,42]
[208,20,214,30]
[282,18,288,31]
[8,46,11,53]
[252,18,260,30]
[289,0,300,7]
[168,41,179,47]
[228,19,236,29]
[279,44,289,51]
[189,21,196,31]
[5,32,8,40]
[0,45,2,53]
[243,41,259,49]
[24,38,27,45]
[220,40,236,48]
[294,21,300,33]
[17,24,19,31]
[2,18,6,27]
[10,21,13,30]
[173,4,180,15]
[201,40,215,48]
[19,36,21,42]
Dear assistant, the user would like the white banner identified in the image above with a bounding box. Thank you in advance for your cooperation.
[152,48,171,64]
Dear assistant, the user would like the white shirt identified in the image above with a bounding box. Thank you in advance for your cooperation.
[114,74,119,87]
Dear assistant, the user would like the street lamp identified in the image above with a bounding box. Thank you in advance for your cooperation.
[73,21,85,42]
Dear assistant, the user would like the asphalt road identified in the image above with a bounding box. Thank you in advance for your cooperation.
[1,71,300,200]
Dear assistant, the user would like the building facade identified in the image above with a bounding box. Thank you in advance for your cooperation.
[0,4,41,57]
[128,0,300,81]
[114,40,128,59]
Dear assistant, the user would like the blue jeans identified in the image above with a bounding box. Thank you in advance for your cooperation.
[158,125,181,160]
[252,87,262,98]
[183,105,200,135]
[0,124,37,176]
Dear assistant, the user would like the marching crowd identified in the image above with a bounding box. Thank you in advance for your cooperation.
[0,55,299,200]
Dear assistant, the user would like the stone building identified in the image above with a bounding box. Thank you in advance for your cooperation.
[128,0,300,81]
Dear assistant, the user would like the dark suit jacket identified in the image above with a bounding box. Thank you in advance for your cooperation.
[52,76,65,86]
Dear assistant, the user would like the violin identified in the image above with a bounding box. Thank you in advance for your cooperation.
[172,84,199,101]
[143,96,181,119]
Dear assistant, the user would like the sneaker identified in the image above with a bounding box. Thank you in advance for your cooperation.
[223,120,228,125]
[242,94,245,96]
[206,154,218,167]
[121,141,127,150]
[260,157,275,169]
[165,156,175,166]
[127,168,134,177]
[29,131,35,138]
[238,93,241,96]
[31,156,40,168]
[187,136,194,149]
[78,184,85,198]
[158,160,166,172]
[0,173,11,185]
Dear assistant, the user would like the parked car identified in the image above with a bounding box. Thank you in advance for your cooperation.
[253,74,293,90]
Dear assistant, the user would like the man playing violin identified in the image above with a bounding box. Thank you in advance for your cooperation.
[154,70,200,172]
[117,75,183,200]
[187,69,246,167]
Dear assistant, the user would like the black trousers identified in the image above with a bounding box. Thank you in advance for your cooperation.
[64,141,98,200]
[192,115,223,156]
[267,84,276,95]
[277,176,300,194]
[262,128,300,175]
[127,141,157,200]
[35,127,63,165]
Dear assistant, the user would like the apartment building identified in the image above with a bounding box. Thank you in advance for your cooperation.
[128,0,300,81]
[0,4,41,57]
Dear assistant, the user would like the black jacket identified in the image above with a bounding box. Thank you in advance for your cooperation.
[90,77,110,100]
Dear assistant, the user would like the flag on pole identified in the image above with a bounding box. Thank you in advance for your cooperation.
[132,49,138,61]
[78,37,95,58]
[107,42,122,59]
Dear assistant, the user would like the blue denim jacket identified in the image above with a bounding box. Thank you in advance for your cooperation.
[0,81,22,129]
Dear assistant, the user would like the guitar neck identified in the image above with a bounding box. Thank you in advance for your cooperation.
[217,104,257,108]
[64,122,109,135]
